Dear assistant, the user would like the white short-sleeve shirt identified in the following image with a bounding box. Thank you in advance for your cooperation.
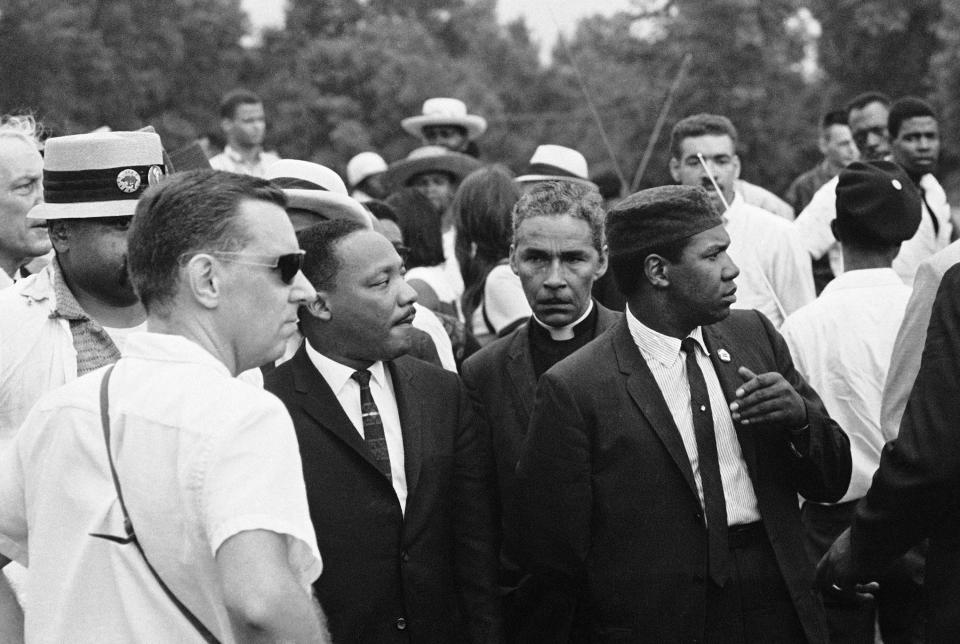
[0,332,320,643]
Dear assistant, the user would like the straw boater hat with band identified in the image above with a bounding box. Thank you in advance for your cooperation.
[265,159,372,227]
[401,98,487,140]
[29,131,166,220]
[515,144,596,188]
[383,145,482,192]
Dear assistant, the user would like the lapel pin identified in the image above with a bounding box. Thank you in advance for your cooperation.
[717,349,731,363]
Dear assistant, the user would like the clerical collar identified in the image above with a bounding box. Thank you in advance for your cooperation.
[532,300,594,341]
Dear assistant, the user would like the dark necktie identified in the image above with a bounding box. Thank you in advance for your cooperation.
[351,370,392,479]
[681,337,729,586]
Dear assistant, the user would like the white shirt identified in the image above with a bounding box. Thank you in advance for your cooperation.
[0,332,320,643]
[626,307,761,525]
[725,193,815,327]
[470,263,531,340]
[442,227,465,305]
[208,145,280,178]
[781,268,911,502]
[794,173,952,284]
[305,343,408,513]
[405,264,461,318]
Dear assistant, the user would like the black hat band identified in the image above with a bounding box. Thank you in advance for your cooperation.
[43,164,164,204]
[271,177,329,191]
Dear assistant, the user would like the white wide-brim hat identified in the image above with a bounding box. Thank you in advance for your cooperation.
[515,144,595,187]
[29,131,166,220]
[384,146,482,193]
[401,98,487,140]
[346,152,388,188]
[266,159,372,227]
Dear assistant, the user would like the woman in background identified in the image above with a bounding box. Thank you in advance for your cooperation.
[453,165,531,346]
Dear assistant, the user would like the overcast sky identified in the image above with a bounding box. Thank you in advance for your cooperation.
[241,0,635,60]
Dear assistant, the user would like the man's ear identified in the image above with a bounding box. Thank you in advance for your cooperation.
[732,154,741,180]
[669,157,681,183]
[644,253,671,289]
[303,290,333,322]
[184,254,220,309]
[509,244,519,275]
[595,244,609,279]
[48,221,70,253]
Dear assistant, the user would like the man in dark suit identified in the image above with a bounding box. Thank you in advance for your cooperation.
[816,262,960,643]
[264,219,501,644]
[460,180,617,641]
[514,185,851,642]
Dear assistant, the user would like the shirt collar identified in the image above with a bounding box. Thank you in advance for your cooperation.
[50,257,88,321]
[820,267,903,293]
[223,145,261,165]
[625,304,707,367]
[304,339,387,394]
[121,331,232,377]
[532,300,594,341]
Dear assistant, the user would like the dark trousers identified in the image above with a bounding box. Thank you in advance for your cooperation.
[705,522,808,643]
[801,500,926,644]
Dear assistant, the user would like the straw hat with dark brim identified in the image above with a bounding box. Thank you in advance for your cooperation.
[515,144,596,188]
[29,131,166,220]
[266,159,373,227]
[384,146,482,192]
[401,98,487,140]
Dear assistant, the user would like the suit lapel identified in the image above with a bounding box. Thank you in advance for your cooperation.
[505,325,537,429]
[289,346,386,476]
[702,324,758,478]
[389,359,423,498]
[612,321,700,503]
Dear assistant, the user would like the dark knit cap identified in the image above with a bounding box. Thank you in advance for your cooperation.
[606,185,723,258]
[833,160,921,245]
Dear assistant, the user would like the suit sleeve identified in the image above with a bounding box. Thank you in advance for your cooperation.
[452,380,503,643]
[757,310,851,503]
[851,264,960,574]
[513,370,592,591]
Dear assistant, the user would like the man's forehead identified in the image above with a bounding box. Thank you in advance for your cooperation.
[679,134,734,157]
[849,102,888,129]
[0,137,42,179]
[825,124,852,141]
[515,213,594,245]
[897,115,939,135]
[234,102,264,119]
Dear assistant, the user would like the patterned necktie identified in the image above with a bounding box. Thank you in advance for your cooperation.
[351,370,392,479]
[681,337,729,586]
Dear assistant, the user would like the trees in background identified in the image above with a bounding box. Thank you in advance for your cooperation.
[1,0,958,198]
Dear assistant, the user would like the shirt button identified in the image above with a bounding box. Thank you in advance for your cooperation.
[396,617,407,631]
[699,405,706,412]
[401,550,410,562]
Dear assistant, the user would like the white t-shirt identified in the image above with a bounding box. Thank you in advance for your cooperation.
[0,332,320,643]
[470,264,531,339]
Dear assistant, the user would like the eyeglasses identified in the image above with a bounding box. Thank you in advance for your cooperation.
[183,250,306,284]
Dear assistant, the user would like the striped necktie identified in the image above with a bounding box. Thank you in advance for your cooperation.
[351,370,392,479]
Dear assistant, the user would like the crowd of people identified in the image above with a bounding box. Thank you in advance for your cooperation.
[0,84,957,644]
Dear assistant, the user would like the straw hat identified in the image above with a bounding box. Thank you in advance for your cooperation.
[265,159,372,227]
[383,146,482,192]
[401,98,487,140]
[29,131,165,220]
[515,144,595,187]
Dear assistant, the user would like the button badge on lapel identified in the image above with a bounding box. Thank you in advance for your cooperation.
[717,348,731,363]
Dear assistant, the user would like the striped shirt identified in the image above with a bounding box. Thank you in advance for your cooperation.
[626,307,761,525]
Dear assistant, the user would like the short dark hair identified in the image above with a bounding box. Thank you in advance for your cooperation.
[127,170,286,313]
[821,110,848,129]
[512,180,606,253]
[888,96,937,139]
[297,219,367,292]
[385,188,444,268]
[845,91,891,115]
[363,199,399,225]
[669,113,738,160]
[219,89,262,120]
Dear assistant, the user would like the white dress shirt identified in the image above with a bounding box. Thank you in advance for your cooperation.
[725,193,815,327]
[626,307,761,525]
[0,332,320,643]
[208,145,280,178]
[305,343,408,513]
[794,173,952,284]
[781,268,911,502]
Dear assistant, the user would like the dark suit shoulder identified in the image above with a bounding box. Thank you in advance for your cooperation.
[461,321,527,376]
[263,357,295,393]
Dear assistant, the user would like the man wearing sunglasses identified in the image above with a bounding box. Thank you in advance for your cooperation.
[0,169,328,642]
[265,219,501,644]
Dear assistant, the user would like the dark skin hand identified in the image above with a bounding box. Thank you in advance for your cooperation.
[729,366,806,427]
[815,528,880,604]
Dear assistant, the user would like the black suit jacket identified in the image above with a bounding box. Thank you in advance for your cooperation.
[265,347,501,644]
[461,304,619,563]
[514,311,851,643]
[851,263,960,642]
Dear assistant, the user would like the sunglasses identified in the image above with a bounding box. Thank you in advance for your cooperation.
[199,250,305,284]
